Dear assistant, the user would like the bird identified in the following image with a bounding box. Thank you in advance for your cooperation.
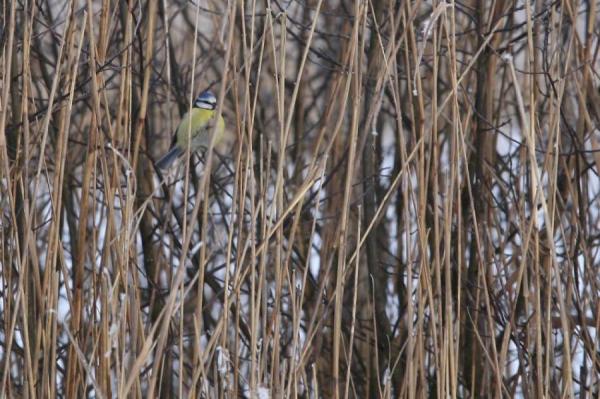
[156,89,225,169]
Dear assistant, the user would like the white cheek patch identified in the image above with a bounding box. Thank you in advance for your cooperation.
[196,100,215,109]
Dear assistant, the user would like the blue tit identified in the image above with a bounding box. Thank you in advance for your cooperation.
[156,90,225,169]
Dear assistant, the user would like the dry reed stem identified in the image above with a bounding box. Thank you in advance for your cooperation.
[0,0,599,398]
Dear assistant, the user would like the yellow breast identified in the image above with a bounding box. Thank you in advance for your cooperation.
[176,108,225,151]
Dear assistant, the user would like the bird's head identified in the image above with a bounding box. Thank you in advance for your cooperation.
[194,90,217,110]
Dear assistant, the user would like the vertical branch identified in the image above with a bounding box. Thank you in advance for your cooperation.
[361,2,391,394]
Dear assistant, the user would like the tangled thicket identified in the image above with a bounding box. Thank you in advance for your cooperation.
[1,0,599,397]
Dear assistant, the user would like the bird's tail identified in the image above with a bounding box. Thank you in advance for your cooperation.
[156,146,184,169]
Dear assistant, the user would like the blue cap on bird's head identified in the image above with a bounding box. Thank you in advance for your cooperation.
[194,90,217,110]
